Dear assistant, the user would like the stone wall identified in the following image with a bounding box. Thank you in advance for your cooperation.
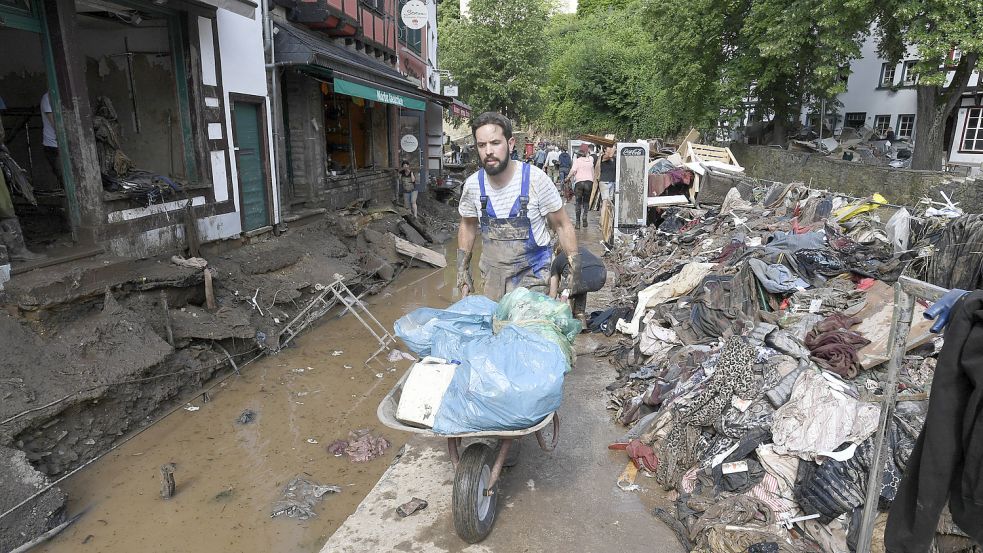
[318,169,397,210]
[730,143,983,212]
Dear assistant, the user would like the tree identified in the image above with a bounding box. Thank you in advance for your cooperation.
[536,6,667,136]
[876,1,983,170]
[438,0,555,123]
[576,0,628,16]
[643,0,876,144]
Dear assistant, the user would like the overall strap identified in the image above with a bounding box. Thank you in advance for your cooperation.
[509,162,532,218]
[477,169,493,218]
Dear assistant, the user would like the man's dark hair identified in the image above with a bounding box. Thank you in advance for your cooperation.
[471,112,513,141]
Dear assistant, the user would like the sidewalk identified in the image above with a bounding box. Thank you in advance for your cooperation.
[321,207,682,552]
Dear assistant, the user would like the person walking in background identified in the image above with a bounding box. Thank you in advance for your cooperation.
[533,145,546,169]
[40,91,62,188]
[597,145,616,204]
[399,161,418,218]
[557,147,572,200]
[566,150,596,229]
[544,146,560,183]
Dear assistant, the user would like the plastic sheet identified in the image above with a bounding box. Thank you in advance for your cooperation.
[392,295,497,357]
[492,286,582,365]
[393,288,578,434]
[431,324,569,434]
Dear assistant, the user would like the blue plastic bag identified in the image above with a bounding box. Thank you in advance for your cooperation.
[393,295,497,357]
[431,325,567,434]
[393,289,575,434]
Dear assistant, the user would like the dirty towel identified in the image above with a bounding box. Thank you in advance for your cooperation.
[752,444,800,517]
[270,476,341,519]
[804,313,870,379]
[771,370,879,462]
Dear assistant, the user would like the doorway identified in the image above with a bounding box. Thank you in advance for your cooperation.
[231,97,271,232]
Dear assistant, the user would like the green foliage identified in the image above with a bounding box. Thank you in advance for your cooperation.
[876,0,983,87]
[438,0,555,123]
[537,5,667,136]
[576,0,629,16]
[643,0,876,141]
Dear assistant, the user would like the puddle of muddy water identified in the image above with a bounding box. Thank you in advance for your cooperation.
[35,257,464,553]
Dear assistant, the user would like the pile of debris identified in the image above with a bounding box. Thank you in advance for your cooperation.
[592,179,982,552]
[790,126,914,169]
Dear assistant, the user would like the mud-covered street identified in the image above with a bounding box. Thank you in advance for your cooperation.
[33,260,457,553]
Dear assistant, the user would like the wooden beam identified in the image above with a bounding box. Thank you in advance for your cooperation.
[389,233,446,267]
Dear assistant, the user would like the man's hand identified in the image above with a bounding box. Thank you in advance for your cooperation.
[567,252,583,295]
[456,248,474,296]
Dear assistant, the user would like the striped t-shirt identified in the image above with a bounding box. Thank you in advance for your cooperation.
[458,163,563,247]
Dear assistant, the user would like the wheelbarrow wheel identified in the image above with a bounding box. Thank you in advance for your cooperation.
[452,443,499,543]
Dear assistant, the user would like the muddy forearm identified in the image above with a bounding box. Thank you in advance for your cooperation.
[458,217,478,254]
[548,209,578,258]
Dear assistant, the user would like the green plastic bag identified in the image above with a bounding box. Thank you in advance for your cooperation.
[492,287,581,369]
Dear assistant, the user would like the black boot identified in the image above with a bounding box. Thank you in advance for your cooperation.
[0,218,44,261]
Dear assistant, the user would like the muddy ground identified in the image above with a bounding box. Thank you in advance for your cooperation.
[0,192,460,552]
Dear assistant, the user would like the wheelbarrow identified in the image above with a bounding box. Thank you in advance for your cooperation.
[377,370,560,543]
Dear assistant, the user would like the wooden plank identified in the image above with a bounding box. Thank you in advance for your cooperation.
[646,195,690,207]
[853,281,935,369]
[675,129,700,154]
[857,283,915,553]
[389,233,447,268]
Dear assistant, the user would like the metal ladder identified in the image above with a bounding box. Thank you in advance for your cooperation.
[277,275,395,363]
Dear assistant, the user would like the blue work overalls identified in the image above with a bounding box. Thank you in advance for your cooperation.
[477,162,553,301]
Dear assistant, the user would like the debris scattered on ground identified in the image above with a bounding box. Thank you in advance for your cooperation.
[236,409,256,424]
[170,256,209,269]
[396,497,429,517]
[590,175,973,550]
[326,429,391,463]
[270,476,341,519]
[159,463,176,499]
[387,349,415,363]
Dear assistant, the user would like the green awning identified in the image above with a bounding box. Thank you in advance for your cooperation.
[333,77,425,111]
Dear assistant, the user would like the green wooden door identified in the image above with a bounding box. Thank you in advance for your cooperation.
[233,101,269,232]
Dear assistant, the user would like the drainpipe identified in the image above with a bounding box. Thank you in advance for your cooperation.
[263,2,285,222]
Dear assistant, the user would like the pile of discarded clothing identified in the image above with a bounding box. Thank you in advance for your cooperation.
[593,179,979,552]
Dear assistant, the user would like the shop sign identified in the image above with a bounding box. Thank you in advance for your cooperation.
[400,0,427,30]
[333,77,425,111]
[443,85,458,97]
[400,134,419,152]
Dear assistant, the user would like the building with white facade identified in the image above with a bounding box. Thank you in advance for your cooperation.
[801,32,982,169]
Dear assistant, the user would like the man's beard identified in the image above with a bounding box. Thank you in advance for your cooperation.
[480,154,509,176]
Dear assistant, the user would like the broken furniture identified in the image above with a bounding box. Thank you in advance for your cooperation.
[277,274,395,363]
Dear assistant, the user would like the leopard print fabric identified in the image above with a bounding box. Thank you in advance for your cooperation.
[656,337,758,488]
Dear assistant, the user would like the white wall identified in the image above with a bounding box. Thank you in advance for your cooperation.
[821,34,920,135]
[202,8,281,241]
[949,99,983,166]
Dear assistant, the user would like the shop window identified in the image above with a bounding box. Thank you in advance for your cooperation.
[75,0,203,196]
[844,112,866,129]
[874,115,891,136]
[397,0,421,54]
[896,114,915,139]
[398,110,422,182]
[323,84,373,173]
[879,63,896,87]
[960,108,983,153]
